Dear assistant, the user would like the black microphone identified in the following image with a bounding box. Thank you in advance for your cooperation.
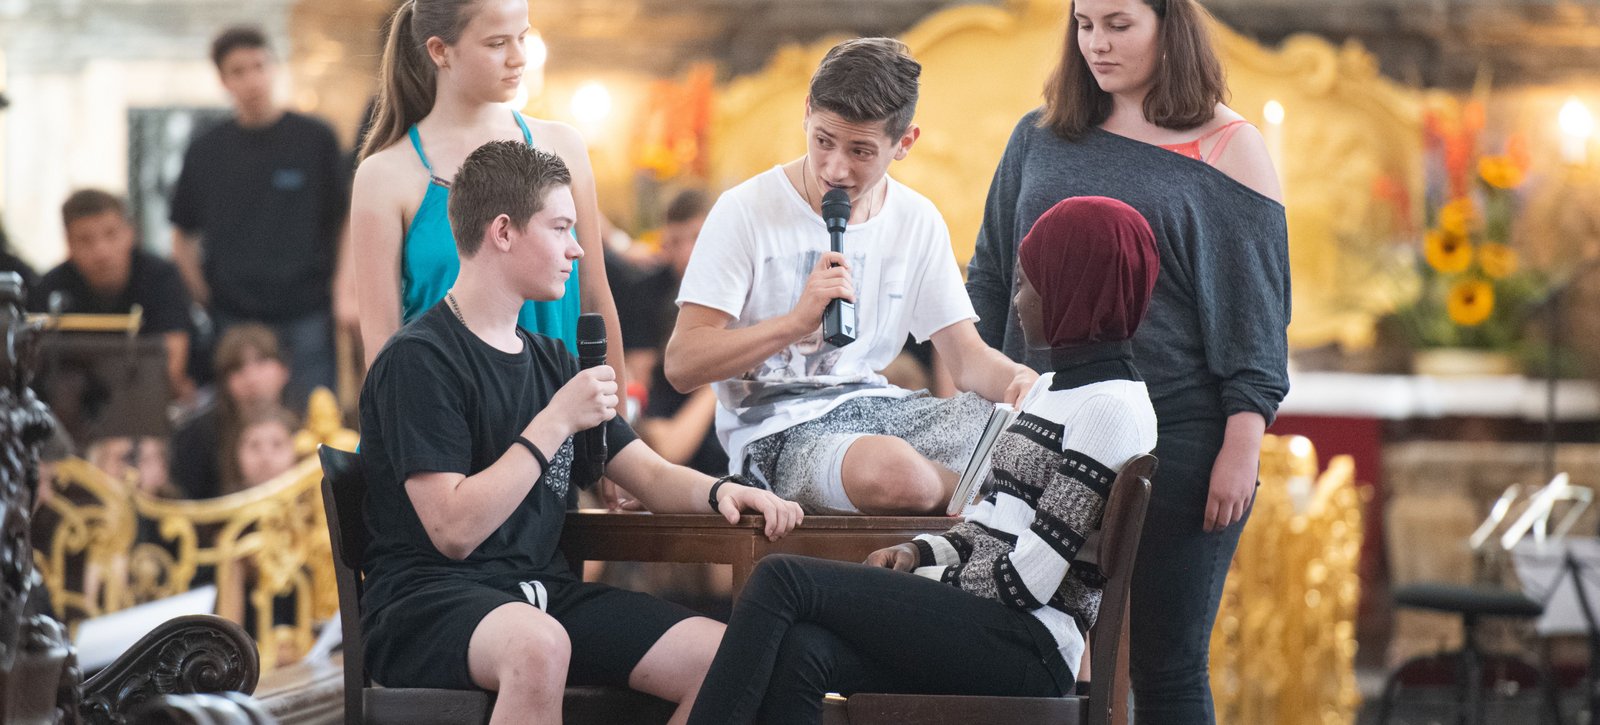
[576,313,607,480]
[821,188,857,347]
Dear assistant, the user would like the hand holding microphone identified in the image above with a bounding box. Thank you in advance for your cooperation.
[576,313,609,481]
[820,188,857,347]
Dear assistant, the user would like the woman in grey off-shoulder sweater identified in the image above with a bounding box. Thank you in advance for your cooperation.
[967,111,1290,723]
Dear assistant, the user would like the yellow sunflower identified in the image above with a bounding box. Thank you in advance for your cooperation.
[1478,155,1524,190]
[1478,242,1518,279]
[1447,279,1495,326]
[1438,198,1476,237]
[1424,229,1473,274]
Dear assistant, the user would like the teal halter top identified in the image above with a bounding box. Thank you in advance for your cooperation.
[402,111,581,352]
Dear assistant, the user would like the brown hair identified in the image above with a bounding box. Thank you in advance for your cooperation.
[360,0,484,161]
[238,404,299,440]
[448,140,572,257]
[808,38,922,139]
[1040,0,1225,141]
[61,189,127,228]
[213,323,287,494]
[664,188,710,225]
[211,26,270,70]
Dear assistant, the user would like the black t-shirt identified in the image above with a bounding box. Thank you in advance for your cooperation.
[169,405,221,499]
[644,362,729,476]
[27,249,191,334]
[606,251,678,352]
[358,303,637,615]
[168,112,348,321]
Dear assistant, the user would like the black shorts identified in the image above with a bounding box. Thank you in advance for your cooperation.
[364,577,699,691]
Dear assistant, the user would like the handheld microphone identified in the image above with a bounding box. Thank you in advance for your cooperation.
[576,313,607,481]
[820,188,857,347]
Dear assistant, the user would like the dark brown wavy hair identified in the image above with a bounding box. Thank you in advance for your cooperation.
[1040,0,1226,141]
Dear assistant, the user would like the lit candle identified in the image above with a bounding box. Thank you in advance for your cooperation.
[1263,100,1285,170]
[1559,97,1594,166]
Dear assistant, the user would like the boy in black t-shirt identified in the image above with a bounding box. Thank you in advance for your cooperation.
[30,189,195,401]
[358,140,803,723]
[169,26,346,409]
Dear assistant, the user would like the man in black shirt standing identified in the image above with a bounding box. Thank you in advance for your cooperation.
[359,140,802,724]
[30,189,194,402]
[169,26,347,409]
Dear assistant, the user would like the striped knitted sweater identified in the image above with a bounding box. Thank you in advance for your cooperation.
[913,354,1157,674]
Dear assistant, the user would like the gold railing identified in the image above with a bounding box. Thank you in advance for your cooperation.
[1210,435,1364,725]
[33,388,354,671]
[129,457,336,670]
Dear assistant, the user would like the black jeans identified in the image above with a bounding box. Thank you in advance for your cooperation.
[687,554,1072,725]
[1129,416,1252,724]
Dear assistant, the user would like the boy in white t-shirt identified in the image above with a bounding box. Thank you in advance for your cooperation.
[666,38,1036,515]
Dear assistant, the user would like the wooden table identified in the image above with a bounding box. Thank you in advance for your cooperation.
[559,510,953,595]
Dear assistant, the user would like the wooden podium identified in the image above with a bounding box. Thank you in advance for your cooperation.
[29,311,170,445]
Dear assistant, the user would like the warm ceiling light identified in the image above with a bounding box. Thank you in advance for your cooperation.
[1263,99,1285,126]
[526,31,548,68]
[571,82,612,126]
[1560,97,1594,141]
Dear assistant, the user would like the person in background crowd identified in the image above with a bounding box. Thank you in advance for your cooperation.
[632,189,727,477]
[170,323,293,499]
[28,190,195,403]
[170,25,347,410]
[235,404,301,489]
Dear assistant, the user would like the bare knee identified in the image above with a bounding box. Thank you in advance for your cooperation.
[470,605,571,696]
[499,620,571,690]
[630,616,723,703]
[844,439,946,514]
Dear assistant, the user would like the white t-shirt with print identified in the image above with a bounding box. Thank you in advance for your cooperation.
[676,165,977,471]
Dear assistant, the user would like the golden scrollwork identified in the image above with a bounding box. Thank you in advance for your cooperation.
[708,0,1423,350]
[1209,435,1363,725]
[33,457,138,623]
[34,388,352,671]
[129,456,336,671]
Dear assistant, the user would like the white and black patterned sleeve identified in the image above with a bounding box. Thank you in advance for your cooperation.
[948,396,1144,611]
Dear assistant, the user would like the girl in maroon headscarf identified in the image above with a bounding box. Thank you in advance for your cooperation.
[686,197,1161,725]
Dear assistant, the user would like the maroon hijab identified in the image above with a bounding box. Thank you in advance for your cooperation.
[1018,196,1159,347]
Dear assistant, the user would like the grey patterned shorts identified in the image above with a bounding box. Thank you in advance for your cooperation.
[742,391,994,514]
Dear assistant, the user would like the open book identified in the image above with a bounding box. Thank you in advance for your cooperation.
[946,403,1019,516]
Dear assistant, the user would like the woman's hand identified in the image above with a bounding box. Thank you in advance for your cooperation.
[1204,412,1266,532]
[864,543,919,572]
[718,485,805,541]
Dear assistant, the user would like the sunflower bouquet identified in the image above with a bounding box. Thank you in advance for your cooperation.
[1392,100,1548,356]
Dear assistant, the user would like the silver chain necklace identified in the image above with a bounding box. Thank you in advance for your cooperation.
[445,292,467,327]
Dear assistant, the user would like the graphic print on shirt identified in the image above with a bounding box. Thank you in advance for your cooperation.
[721,247,906,423]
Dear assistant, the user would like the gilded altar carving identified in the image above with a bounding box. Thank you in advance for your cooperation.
[709,0,1424,349]
[1209,435,1363,725]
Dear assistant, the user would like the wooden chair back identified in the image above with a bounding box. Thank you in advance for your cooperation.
[822,453,1157,725]
[316,445,378,723]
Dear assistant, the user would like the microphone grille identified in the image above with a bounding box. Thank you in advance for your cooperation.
[821,188,851,220]
[576,312,606,342]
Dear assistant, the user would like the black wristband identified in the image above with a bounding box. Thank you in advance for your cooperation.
[513,436,549,476]
[709,474,745,512]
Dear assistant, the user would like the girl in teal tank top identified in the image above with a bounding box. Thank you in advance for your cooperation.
[400,110,581,352]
